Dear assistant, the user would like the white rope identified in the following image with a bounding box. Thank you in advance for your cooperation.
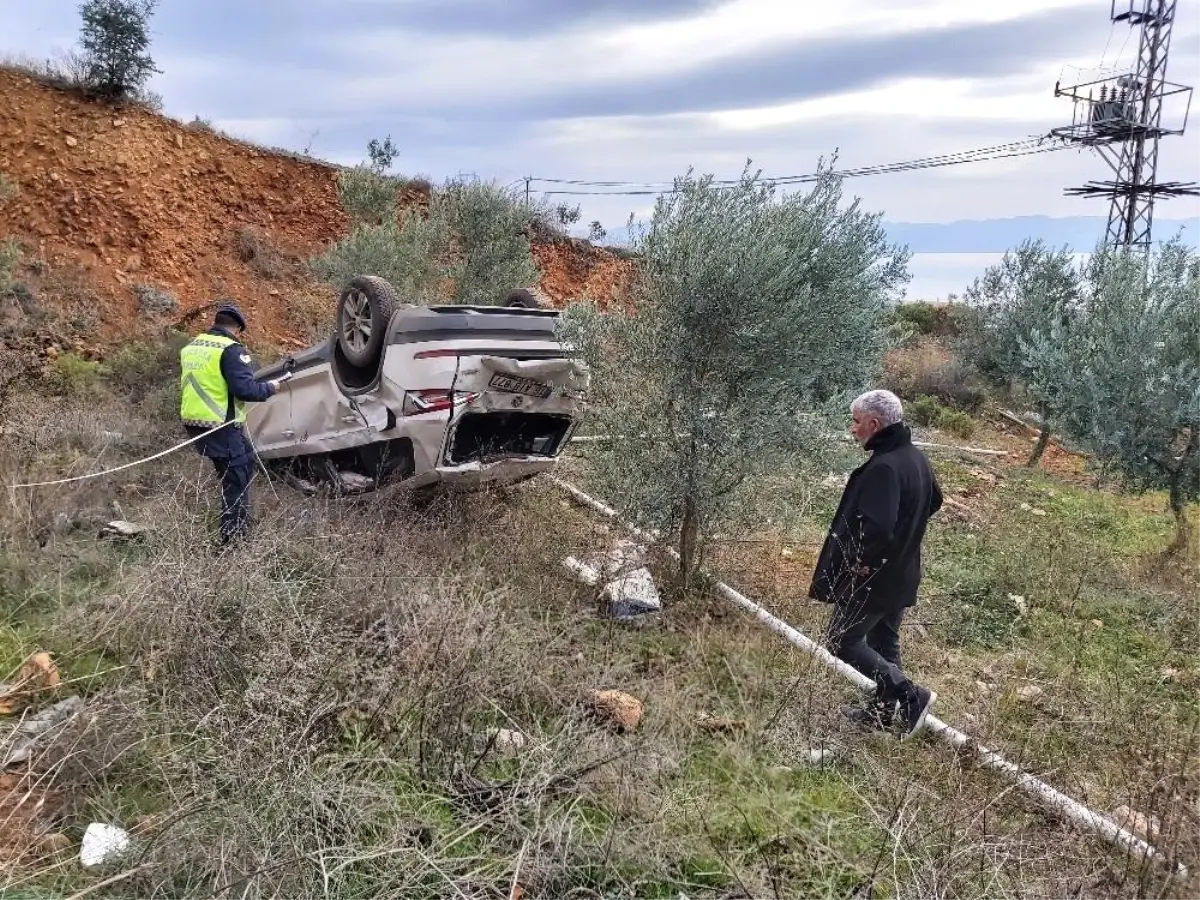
[546,474,1186,878]
[9,421,235,489]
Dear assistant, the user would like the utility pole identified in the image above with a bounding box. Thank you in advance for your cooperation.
[524,176,531,206]
[1052,0,1198,250]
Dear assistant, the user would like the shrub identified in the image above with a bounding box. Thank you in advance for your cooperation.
[889,301,970,339]
[0,176,18,289]
[435,179,539,305]
[131,282,177,315]
[906,394,943,427]
[904,394,977,439]
[77,0,161,100]
[232,227,299,281]
[881,341,988,413]
[310,212,447,301]
[103,336,182,401]
[49,352,107,397]
[939,407,976,439]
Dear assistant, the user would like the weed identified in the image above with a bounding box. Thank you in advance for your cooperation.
[131,282,177,315]
[47,353,107,398]
[231,226,300,281]
[883,339,989,413]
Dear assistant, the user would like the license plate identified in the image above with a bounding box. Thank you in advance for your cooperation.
[488,373,552,398]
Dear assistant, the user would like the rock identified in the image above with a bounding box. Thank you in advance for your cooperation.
[805,746,837,765]
[174,134,184,149]
[974,680,991,696]
[0,653,61,716]
[1008,594,1028,616]
[585,689,644,732]
[80,822,131,867]
[1112,804,1160,842]
[1089,619,1104,631]
[64,135,77,148]
[1015,684,1044,701]
[490,728,526,755]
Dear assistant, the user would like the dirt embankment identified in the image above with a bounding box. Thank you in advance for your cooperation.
[0,67,635,355]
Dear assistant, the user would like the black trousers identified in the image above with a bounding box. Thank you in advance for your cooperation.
[827,600,914,704]
[211,457,254,543]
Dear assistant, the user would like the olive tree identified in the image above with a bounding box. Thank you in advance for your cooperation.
[336,136,405,228]
[560,162,909,585]
[958,239,1081,466]
[77,0,160,100]
[434,179,539,305]
[1024,239,1200,551]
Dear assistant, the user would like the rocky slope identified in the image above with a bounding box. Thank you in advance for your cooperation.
[0,66,632,357]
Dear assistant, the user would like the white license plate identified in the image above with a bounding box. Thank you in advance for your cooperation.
[488,373,552,399]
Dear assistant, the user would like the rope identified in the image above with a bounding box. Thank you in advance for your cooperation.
[9,421,235,489]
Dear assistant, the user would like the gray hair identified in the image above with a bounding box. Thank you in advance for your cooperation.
[852,389,903,427]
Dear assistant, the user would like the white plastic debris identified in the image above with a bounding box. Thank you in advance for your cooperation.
[601,567,662,617]
[491,728,527,754]
[99,520,150,539]
[2,695,85,768]
[79,822,131,867]
[563,540,662,618]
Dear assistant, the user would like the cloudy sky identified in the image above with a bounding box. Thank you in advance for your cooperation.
[4,0,1199,296]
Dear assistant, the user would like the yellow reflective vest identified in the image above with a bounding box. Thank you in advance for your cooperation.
[179,333,245,426]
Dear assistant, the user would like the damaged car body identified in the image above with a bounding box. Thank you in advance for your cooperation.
[248,275,589,495]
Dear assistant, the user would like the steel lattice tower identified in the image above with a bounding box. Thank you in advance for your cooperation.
[1052,0,1198,250]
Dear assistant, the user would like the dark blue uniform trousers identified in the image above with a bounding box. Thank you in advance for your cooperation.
[188,424,256,544]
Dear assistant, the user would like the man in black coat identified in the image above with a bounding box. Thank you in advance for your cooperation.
[809,389,943,737]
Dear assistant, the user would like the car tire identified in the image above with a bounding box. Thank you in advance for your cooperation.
[337,275,398,368]
[504,288,541,309]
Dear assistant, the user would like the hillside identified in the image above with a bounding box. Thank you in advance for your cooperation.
[0,67,632,355]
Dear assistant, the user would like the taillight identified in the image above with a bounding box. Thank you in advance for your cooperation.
[413,349,459,359]
[401,389,479,416]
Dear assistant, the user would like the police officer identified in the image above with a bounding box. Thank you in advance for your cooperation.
[179,302,286,545]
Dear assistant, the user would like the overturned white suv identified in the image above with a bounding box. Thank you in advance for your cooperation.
[247,275,589,494]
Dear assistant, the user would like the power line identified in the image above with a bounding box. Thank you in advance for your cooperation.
[534,137,1071,197]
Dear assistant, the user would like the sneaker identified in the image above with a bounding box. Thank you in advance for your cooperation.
[898,684,937,739]
[840,700,894,731]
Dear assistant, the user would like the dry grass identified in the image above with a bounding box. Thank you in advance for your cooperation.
[0,372,1196,898]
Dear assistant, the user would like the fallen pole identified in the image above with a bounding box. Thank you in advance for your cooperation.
[546,474,1185,878]
[571,433,1009,458]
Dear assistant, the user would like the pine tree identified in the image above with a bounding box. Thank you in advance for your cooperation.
[560,161,909,586]
[1025,239,1200,551]
[77,0,160,100]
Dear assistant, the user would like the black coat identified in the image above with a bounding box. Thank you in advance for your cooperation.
[808,423,943,610]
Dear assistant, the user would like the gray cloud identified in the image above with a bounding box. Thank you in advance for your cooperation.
[335,0,724,37]
[512,7,1113,120]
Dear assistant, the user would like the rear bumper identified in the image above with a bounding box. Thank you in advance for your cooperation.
[406,456,558,491]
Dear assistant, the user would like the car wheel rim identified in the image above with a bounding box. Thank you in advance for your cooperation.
[342,290,371,352]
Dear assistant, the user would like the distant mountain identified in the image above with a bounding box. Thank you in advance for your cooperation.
[881,215,1200,254]
[598,215,1200,253]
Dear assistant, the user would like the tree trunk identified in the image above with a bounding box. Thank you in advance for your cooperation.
[1026,406,1051,468]
[1171,475,1190,554]
[678,494,700,590]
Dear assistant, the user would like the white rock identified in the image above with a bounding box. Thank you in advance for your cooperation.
[1008,594,1028,616]
[1015,684,1044,701]
[80,822,131,867]
[491,728,526,754]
